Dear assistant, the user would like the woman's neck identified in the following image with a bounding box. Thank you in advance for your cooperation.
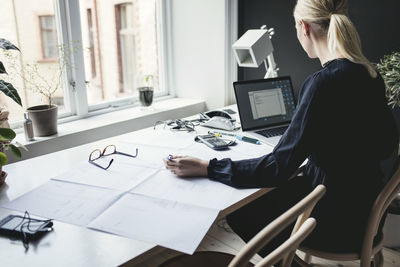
[314,37,344,66]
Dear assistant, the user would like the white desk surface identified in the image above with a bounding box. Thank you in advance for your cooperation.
[0,106,273,266]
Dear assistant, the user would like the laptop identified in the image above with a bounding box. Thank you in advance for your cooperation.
[233,76,296,147]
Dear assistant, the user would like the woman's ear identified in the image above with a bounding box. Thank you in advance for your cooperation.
[299,20,310,37]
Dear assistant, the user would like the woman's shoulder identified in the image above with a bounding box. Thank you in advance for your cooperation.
[304,58,379,91]
[299,68,330,99]
[299,59,355,101]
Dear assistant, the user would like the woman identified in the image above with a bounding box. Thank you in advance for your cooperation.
[164,0,398,255]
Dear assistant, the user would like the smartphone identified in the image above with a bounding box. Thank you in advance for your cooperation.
[0,214,53,241]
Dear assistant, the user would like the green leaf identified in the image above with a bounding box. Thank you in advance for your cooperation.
[377,51,400,108]
[0,127,16,140]
[0,80,22,106]
[15,141,28,151]
[0,38,19,51]
[0,61,6,74]
[9,144,21,158]
[0,152,7,166]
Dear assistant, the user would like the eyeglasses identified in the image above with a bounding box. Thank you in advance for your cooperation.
[88,144,138,170]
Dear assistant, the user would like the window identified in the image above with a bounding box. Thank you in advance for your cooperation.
[0,1,67,123]
[83,0,161,108]
[116,3,136,94]
[39,15,58,60]
[86,9,97,78]
[1,0,168,126]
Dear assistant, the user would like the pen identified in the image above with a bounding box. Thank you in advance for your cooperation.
[208,131,261,145]
[236,135,261,145]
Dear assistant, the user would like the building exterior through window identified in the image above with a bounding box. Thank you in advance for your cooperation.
[39,15,58,60]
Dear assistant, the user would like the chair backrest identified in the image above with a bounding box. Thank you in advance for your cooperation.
[360,158,400,266]
[228,184,326,267]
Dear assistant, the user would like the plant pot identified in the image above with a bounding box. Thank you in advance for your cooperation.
[138,87,154,107]
[27,105,58,137]
[0,170,7,186]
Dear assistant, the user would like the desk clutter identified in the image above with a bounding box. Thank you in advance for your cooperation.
[153,109,240,133]
[2,119,272,254]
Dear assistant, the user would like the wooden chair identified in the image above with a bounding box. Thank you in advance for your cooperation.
[295,160,400,267]
[160,184,326,267]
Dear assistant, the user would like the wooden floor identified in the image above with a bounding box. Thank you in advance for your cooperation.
[133,218,400,267]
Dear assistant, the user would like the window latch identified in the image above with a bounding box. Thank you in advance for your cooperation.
[70,80,76,92]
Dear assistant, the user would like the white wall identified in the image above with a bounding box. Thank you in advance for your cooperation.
[170,0,230,110]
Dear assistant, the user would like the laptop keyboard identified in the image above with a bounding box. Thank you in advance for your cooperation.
[256,126,288,138]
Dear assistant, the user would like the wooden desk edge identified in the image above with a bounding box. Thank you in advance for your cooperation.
[218,187,273,219]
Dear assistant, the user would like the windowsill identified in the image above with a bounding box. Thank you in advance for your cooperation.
[11,98,206,163]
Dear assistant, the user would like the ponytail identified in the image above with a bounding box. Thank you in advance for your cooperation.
[294,0,377,78]
[328,13,377,77]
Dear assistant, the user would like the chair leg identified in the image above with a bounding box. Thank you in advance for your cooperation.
[293,253,311,267]
[373,250,384,267]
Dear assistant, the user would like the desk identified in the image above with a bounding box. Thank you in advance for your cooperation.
[0,107,273,266]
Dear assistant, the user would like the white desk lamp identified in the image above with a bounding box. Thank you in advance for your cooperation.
[232,25,279,79]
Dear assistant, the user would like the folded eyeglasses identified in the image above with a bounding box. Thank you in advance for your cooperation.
[88,144,138,170]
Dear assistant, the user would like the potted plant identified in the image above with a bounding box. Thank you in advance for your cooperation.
[137,74,154,107]
[376,51,400,135]
[0,38,25,184]
[0,126,24,185]
[4,43,73,136]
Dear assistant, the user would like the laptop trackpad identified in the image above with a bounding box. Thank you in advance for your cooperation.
[264,136,281,147]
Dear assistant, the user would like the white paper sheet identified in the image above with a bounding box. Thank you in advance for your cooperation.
[131,170,257,210]
[52,158,158,191]
[88,193,219,254]
[3,180,122,226]
[118,141,181,168]
[122,128,197,149]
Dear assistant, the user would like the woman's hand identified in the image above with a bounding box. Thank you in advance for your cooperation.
[163,155,209,177]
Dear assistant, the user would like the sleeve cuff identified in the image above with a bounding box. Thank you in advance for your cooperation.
[207,158,218,179]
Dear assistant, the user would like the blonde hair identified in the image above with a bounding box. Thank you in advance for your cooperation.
[294,0,377,77]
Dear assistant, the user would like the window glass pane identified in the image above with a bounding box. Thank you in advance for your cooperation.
[40,15,55,29]
[40,16,57,59]
[80,0,160,106]
[0,0,67,123]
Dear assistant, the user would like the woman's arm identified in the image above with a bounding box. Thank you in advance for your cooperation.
[164,74,324,188]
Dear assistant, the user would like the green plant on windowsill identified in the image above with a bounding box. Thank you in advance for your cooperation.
[376,51,400,108]
[3,41,78,136]
[0,38,26,181]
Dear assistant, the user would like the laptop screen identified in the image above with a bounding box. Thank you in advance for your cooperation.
[233,76,296,131]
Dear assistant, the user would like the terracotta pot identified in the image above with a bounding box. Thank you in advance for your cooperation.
[0,170,7,186]
[27,105,58,137]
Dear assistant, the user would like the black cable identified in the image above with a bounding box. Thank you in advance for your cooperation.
[10,211,53,249]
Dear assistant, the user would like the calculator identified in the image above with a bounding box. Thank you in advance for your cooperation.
[195,134,234,150]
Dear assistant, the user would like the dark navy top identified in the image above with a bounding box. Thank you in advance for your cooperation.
[207,58,399,251]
